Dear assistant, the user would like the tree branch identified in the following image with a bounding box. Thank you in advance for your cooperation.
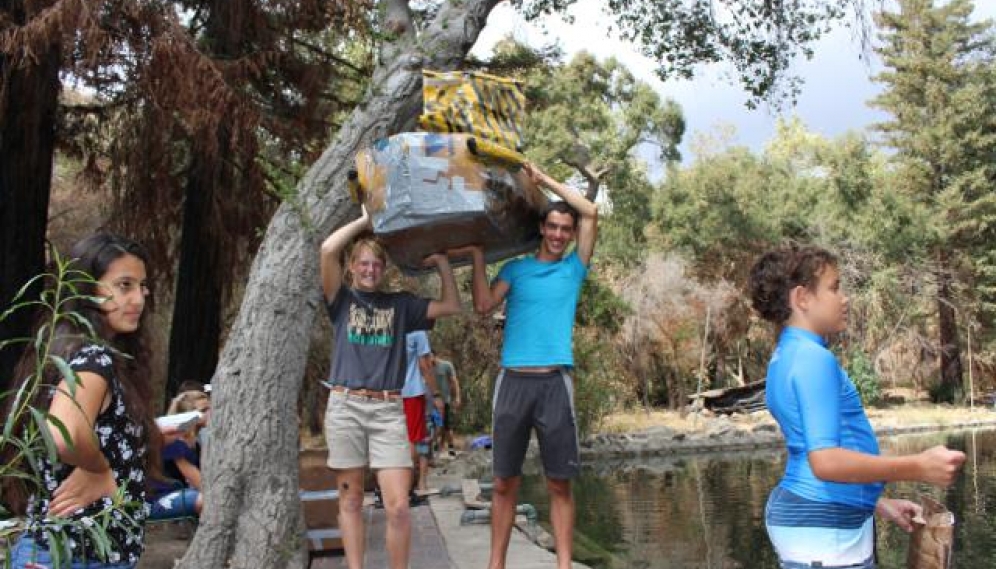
[288,36,366,75]
[563,156,611,202]
[383,0,415,39]
[361,0,505,135]
[60,98,135,115]
[422,0,504,68]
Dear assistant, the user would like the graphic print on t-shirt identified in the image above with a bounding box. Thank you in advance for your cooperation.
[348,302,395,346]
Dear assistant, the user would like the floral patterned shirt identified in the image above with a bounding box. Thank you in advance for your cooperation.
[25,344,149,564]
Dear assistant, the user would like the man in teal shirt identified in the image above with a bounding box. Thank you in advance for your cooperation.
[462,162,598,569]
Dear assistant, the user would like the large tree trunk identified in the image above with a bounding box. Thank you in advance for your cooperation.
[0,2,60,391]
[166,146,226,398]
[165,0,248,400]
[935,251,964,403]
[177,2,501,567]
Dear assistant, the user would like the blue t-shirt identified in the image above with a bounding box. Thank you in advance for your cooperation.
[402,330,432,397]
[495,250,588,367]
[765,327,884,511]
[149,439,200,499]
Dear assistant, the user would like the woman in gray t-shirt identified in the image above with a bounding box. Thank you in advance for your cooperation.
[319,206,462,569]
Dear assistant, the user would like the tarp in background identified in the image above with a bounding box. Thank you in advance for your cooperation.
[354,132,546,275]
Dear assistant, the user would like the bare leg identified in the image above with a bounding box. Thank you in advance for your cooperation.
[409,441,420,492]
[434,425,446,452]
[547,477,575,569]
[377,467,413,569]
[487,475,521,569]
[335,468,367,569]
[417,453,430,492]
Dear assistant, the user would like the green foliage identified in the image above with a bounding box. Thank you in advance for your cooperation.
[521,51,685,172]
[872,0,996,215]
[488,43,685,264]
[648,118,964,396]
[431,310,503,435]
[572,328,630,436]
[653,143,779,280]
[576,274,631,335]
[843,350,883,406]
[597,165,659,266]
[652,119,887,282]
[511,0,852,105]
[871,0,996,399]
[0,250,140,564]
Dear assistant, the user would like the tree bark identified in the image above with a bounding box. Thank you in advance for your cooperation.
[177,1,502,567]
[0,1,60,391]
[165,0,249,400]
[166,146,226,399]
[563,153,609,202]
[935,250,964,403]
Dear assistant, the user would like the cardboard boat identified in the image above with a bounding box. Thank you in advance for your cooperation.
[352,132,547,275]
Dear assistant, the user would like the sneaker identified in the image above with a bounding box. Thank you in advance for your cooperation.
[409,490,428,507]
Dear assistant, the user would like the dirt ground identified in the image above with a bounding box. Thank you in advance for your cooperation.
[138,449,338,569]
[597,398,995,434]
[139,523,196,569]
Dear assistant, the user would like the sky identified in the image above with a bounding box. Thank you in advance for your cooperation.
[470,0,996,167]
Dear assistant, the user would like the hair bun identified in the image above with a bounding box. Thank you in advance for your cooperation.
[748,245,838,325]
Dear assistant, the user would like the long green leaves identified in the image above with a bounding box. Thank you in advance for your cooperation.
[1,247,136,568]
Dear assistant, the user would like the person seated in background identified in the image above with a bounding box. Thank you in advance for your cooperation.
[146,390,210,520]
[176,378,213,448]
[177,379,206,393]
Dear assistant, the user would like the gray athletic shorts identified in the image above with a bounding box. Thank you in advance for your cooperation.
[491,368,580,479]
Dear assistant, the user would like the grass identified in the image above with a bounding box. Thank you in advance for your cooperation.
[598,407,707,434]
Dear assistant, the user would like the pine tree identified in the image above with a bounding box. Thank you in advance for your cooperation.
[0,0,62,390]
[872,0,996,402]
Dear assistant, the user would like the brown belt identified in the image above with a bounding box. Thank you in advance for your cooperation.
[331,386,402,401]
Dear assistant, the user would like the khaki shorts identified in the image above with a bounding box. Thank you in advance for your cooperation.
[325,391,412,470]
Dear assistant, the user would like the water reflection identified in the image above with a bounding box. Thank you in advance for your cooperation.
[517,428,996,569]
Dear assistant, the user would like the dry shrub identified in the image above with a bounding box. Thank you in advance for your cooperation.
[618,253,737,409]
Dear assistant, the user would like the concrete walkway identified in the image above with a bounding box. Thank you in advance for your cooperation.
[311,475,589,569]
[430,471,590,569]
[311,502,454,569]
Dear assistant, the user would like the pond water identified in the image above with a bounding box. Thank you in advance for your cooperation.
[517,428,996,569]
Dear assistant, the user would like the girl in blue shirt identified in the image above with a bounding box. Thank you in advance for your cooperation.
[748,245,966,568]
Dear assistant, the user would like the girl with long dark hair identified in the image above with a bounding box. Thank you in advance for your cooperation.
[4,233,162,568]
